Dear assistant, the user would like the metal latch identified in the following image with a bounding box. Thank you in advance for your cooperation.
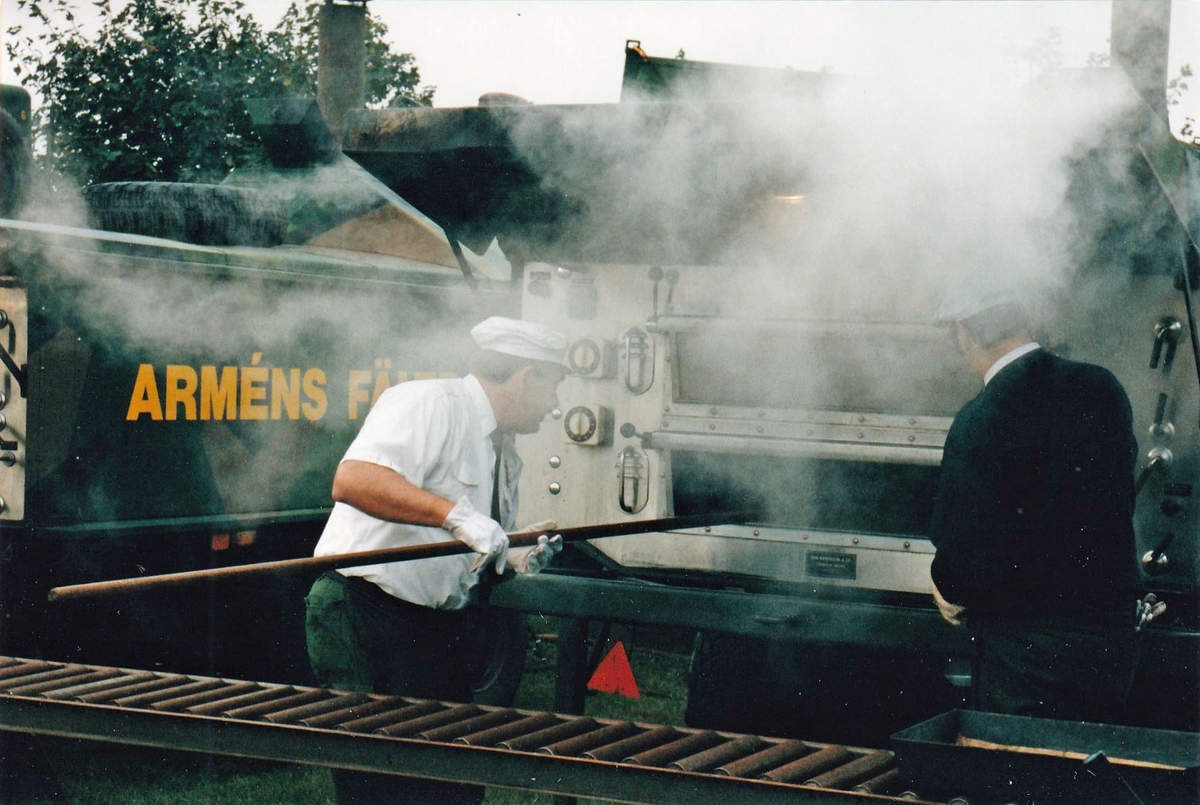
[616,446,649,514]
[622,327,654,395]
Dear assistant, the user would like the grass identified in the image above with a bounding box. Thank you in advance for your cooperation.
[4,622,692,805]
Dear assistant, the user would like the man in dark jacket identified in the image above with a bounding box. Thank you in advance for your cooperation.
[930,295,1139,722]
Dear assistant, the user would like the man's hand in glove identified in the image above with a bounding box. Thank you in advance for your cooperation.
[508,521,563,575]
[932,580,966,627]
[442,497,509,574]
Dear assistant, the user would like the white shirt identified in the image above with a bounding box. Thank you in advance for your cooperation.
[313,374,522,609]
[984,341,1040,386]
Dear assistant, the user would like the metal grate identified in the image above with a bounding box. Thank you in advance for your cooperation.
[0,656,942,804]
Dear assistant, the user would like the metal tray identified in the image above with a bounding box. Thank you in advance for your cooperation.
[891,710,1199,804]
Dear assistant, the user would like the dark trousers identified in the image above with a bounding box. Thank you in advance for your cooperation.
[305,571,488,805]
[972,608,1139,723]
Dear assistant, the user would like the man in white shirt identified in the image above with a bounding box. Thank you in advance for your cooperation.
[305,316,568,805]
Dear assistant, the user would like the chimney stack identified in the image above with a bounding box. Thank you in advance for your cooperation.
[317,1,367,143]
[1110,0,1172,122]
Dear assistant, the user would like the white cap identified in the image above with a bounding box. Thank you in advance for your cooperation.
[935,278,1029,325]
[471,316,568,366]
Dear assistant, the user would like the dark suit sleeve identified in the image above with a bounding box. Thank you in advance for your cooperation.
[930,398,1013,608]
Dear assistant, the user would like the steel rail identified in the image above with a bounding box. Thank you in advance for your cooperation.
[47,511,756,603]
[0,655,943,804]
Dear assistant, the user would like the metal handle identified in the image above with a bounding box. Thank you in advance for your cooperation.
[617,446,648,514]
[1134,447,1173,495]
[622,327,654,395]
[1149,393,1174,439]
[1150,317,1182,371]
[0,309,25,397]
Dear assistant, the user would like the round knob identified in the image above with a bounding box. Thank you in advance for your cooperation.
[1149,422,1175,440]
[564,406,598,443]
[1148,446,1174,469]
[548,482,561,496]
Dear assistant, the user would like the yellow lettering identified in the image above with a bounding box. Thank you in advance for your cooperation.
[370,370,391,408]
[164,365,198,421]
[302,369,327,421]
[200,366,237,420]
[126,364,163,421]
[348,369,371,420]
[240,365,268,420]
[271,367,301,420]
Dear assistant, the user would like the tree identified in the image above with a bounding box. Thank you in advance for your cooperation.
[1023,26,1064,85]
[5,0,435,185]
[1168,63,1196,144]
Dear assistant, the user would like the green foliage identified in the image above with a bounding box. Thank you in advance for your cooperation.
[6,0,435,185]
[1168,63,1196,143]
[1024,26,1064,85]
[263,3,435,109]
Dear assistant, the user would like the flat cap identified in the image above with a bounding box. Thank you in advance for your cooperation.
[471,316,568,366]
[935,278,1029,326]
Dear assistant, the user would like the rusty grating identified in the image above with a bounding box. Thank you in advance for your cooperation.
[0,656,945,804]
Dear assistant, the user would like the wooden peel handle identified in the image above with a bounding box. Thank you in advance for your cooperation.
[47,511,756,603]
[955,735,1186,771]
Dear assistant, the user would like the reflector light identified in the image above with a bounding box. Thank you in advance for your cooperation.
[587,641,640,699]
[210,533,231,551]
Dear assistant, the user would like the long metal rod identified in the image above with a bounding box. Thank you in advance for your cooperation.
[46,511,755,603]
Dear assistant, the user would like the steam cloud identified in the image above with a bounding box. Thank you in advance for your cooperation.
[4,48,1162,532]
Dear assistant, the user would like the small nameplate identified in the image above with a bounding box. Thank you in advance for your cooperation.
[806,551,857,580]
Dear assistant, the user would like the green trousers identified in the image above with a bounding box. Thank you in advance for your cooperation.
[305,571,488,805]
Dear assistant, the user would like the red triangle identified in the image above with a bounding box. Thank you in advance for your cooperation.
[586,641,641,699]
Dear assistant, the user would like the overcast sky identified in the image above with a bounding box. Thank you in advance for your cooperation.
[273,0,1116,107]
[1,1,1197,134]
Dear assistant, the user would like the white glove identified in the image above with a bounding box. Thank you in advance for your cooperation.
[508,520,563,575]
[932,580,966,627]
[442,497,509,574]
